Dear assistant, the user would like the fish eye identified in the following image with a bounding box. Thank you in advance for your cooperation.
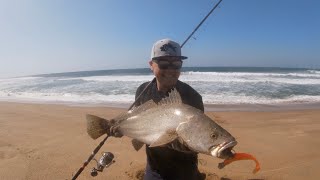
[210,133,217,139]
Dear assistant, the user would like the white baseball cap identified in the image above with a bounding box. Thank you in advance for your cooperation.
[151,38,188,60]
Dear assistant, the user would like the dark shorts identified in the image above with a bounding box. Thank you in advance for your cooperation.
[144,162,204,180]
[144,163,163,180]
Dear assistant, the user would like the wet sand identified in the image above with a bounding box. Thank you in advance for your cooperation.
[0,102,319,180]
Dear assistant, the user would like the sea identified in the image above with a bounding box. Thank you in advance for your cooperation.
[1,67,320,110]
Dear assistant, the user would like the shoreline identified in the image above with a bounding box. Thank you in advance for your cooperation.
[0,99,319,112]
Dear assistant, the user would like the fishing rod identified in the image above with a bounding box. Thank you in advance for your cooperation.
[72,1,223,179]
[71,136,112,180]
[181,0,223,48]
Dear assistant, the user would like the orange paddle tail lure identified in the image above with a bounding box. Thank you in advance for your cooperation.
[218,153,260,174]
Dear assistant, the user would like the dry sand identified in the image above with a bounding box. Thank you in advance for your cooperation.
[0,102,319,180]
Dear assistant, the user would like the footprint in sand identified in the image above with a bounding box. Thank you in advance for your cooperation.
[0,142,18,160]
[124,164,145,180]
[198,158,207,166]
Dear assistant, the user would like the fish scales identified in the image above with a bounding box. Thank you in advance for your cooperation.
[87,88,237,159]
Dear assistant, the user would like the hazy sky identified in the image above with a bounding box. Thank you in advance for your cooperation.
[0,0,319,78]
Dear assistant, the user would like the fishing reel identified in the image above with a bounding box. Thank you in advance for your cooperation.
[90,152,115,177]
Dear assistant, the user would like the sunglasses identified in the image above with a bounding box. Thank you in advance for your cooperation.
[153,59,183,70]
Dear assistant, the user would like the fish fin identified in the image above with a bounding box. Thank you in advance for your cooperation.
[158,88,182,106]
[129,99,157,114]
[131,139,144,151]
[86,114,110,139]
[149,130,178,147]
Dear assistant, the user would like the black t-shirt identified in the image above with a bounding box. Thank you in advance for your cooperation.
[134,80,204,180]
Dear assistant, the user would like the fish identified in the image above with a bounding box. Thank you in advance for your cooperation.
[86,88,237,159]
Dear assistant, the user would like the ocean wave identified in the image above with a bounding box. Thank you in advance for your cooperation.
[53,74,320,85]
[59,75,154,82]
[1,68,320,105]
[307,70,320,74]
[182,71,320,78]
[0,91,135,104]
[202,94,320,104]
[1,90,320,105]
[180,75,320,85]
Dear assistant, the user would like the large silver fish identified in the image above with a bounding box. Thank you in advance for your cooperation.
[87,89,237,159]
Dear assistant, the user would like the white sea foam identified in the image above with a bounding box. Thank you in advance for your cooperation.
[0,91,134,104]
[1,68,320,105]
[182,71,320,78]
[61,75,154,82]
[202,94,320,104]
[1,90,319,106]
[180,73,320,85]
[58,72,320,85]
[307,70,320,74]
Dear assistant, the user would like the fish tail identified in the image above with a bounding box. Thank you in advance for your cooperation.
[86,114,110,139]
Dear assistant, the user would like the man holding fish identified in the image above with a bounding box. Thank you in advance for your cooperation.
[87,38,259,180]
[134,38,205,179]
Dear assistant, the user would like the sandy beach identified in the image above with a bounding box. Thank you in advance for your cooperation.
[0,102,319,180]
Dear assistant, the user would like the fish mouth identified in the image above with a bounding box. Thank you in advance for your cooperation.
[210,141,237,159]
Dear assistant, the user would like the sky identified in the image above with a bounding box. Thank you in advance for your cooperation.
[0,0,319,78]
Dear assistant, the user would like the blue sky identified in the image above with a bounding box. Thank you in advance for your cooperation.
[0,0,319,78]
